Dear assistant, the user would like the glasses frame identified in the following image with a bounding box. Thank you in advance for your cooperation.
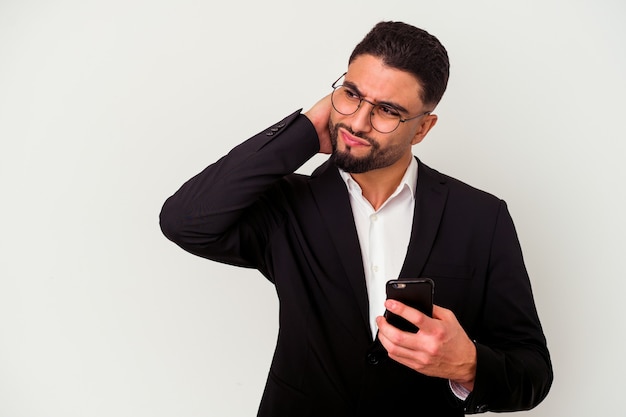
[331,72,431,134]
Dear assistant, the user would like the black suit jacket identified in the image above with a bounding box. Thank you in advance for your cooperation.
[160,110,552,416]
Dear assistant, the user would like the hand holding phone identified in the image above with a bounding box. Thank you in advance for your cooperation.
[384,278,434,333]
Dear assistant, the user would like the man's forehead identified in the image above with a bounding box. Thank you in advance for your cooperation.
[344,55,424,108]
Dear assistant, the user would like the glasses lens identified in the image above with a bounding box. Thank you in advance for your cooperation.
[331,86,360,115]
[370,105,401,133]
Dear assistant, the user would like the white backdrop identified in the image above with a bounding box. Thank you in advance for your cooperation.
[1,0,625,415]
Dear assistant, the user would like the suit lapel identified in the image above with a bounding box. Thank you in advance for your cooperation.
[309,160,371,334]
[399,158,449,279]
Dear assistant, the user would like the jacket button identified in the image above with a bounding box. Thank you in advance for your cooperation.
[367,353,379,365]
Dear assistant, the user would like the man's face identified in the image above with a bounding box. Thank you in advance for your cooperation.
[329,54,431,174]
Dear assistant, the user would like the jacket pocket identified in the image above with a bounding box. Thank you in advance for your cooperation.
[422,262,474,280]
[257,370,311,417]
[421,263,476,314]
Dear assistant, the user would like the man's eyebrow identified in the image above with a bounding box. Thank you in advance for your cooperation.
[343,80,410,114]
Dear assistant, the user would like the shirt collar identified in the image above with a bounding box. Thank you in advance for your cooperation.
[338,157,419,202]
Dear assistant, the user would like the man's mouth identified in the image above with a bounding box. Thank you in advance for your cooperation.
[340,129,372,148]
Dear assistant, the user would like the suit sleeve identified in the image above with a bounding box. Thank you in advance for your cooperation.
[159,110,319,271]
[464,201,553,413]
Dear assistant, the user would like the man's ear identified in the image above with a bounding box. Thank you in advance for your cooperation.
[411,114,438,145]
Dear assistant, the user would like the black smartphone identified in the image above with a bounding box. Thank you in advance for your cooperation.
[384,278,434,333]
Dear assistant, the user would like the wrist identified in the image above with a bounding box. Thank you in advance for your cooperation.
[453,340,477,391]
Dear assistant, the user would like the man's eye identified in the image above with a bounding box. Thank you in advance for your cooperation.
[378,105,400,117]
[344,89,360,100]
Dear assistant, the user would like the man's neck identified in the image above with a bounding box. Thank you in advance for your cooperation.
[350,154,413,211]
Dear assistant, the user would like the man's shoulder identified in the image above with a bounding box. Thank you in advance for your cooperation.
[418,159,502,206]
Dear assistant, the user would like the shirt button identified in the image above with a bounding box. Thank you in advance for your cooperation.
[371,214,378,221]
[372,265,379,273]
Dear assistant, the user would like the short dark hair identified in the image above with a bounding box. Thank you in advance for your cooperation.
[349,21,450,107]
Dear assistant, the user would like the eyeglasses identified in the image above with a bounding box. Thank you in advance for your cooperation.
[331,73,431,134]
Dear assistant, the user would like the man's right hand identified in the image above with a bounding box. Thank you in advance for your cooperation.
[304,94,333,154]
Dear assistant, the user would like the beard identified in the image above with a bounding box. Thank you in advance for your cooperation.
[329,120,408,174]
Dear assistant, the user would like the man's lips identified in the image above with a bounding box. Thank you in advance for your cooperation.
[340,129,371,147]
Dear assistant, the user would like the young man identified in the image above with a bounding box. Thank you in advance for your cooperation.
[160,21,552,416]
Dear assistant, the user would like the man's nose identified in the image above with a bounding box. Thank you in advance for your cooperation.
[349,101,374,133]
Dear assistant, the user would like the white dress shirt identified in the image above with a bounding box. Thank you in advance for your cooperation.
[338,158,417,339]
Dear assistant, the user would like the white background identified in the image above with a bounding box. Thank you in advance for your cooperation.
[1,0,624,415]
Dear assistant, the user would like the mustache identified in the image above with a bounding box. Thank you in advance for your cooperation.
[331,122,379,148]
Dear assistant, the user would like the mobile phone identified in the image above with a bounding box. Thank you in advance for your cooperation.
[384,278,434,333]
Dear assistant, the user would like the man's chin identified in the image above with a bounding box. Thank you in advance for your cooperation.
[330,151,375,174]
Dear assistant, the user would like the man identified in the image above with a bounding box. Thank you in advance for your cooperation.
[160,21,552,415]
